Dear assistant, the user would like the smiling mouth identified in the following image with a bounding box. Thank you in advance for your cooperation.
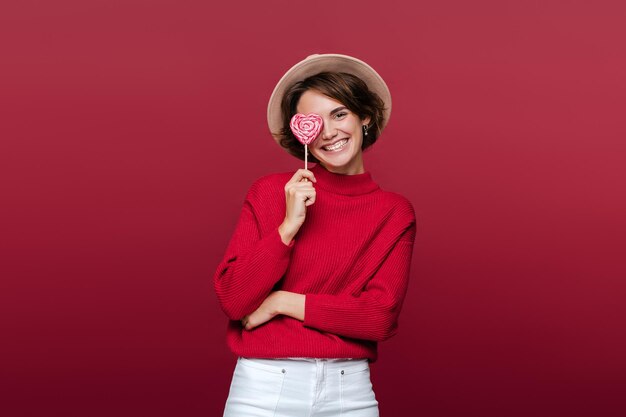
[322,138,349,152]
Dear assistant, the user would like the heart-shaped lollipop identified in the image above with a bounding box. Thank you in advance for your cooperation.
[290,113,323,173]
[290,113,323,145]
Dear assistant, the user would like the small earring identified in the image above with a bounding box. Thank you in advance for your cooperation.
[362,125,369,136]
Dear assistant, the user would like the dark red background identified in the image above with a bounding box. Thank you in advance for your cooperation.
[1,1,625,416]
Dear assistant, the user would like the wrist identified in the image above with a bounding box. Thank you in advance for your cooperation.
[275,291,305,321]
[278,221,297,245]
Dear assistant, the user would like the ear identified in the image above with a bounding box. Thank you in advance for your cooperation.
[362,115,371,126]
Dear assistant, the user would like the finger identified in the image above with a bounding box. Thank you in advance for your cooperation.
[291,182,315,191]
[285,183,315,196]
[290,179,315,188]
[304,193,316,206]
[242,318,253,330]
[302,190,316,205]
[296,189,315,201]
[289,169,317,184]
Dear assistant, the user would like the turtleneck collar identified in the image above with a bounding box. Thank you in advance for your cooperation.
[310,163,380,196]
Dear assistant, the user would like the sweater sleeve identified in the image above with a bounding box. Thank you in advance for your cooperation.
[303,219,416,342]
[213,181,294,320]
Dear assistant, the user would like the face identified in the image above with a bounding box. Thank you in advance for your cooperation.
[296,89,370,175]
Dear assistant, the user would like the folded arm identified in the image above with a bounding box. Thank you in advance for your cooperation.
[247,221,417,339]
[301,222,416,341]
[213,192,294,321]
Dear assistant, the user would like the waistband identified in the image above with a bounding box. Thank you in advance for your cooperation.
[238,356,369,374]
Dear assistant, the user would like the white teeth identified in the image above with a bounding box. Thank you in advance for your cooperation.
[323,139,348,151]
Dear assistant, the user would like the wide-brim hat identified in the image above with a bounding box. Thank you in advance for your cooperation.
[267,53,392,144]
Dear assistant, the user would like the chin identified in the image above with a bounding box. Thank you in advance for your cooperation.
[312,153,347,165]
[315,156,358,172]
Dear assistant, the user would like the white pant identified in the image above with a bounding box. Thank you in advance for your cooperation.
[223,357,379,416]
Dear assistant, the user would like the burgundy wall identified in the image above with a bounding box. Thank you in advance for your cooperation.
[1,1,624,416]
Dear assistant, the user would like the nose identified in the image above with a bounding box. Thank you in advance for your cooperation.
[320,119,338,141]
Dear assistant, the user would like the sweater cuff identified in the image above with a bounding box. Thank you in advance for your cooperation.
[302,293,327,329]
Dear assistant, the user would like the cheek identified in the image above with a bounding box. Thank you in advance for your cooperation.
[349,121,364,135]
[309,144,322,157]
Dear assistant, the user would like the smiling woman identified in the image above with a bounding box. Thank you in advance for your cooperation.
[275,70,387,173]
[296,90,370,174]
[213,53,416,417]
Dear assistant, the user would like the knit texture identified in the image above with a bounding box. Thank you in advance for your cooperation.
[213,163,416,362]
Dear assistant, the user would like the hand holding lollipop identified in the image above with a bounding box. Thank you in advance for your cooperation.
[290,113,323,176]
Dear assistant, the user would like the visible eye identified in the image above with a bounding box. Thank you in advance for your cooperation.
[334,112,347,119]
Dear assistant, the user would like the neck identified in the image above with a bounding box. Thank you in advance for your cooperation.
[310,163,379,196]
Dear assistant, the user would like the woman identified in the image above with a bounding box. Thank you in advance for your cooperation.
[213,53,416,416]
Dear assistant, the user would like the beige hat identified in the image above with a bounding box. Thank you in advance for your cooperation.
[266,53,392,143]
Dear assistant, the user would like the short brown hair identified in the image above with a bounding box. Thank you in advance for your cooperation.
[274,72,387,162]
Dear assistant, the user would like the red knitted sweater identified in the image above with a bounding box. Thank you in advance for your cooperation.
[213,163,416,362]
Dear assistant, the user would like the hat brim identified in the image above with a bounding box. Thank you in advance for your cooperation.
[267,53,392,144]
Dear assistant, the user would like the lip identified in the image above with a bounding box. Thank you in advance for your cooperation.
[320,137,349,150]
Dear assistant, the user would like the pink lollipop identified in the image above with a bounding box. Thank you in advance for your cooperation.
[290,113,323,172]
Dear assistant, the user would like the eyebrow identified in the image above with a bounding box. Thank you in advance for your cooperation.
[330,106,347,115]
